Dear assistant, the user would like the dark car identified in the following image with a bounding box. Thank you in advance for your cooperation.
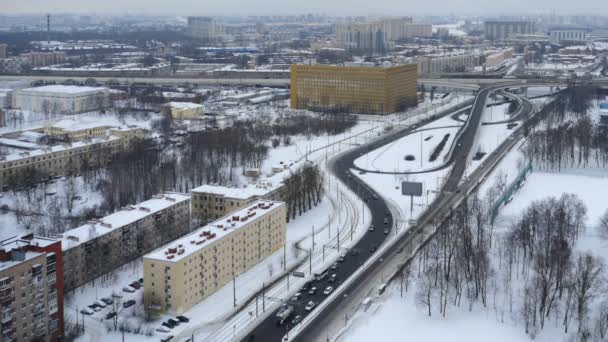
[370,245,377,253]
[176,315,189,323]
[123,300,136,308]
[162,322,175,329]
[301,281,312,292]
[291,315,302,326]
[105,311,117,320]
[130,282,141,289]
[167,318,180,327]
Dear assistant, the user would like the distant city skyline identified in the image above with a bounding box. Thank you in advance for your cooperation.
[1,0,607,17]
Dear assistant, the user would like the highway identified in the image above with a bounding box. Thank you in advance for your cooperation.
[240,85,503,342]
[289,85,538,342]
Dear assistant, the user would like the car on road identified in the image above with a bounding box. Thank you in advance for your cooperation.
[368,225,375,232]
[105,311,117,320]
[314,272,328,281]
[383,218,389,224]
[291,292,302,301]
[350,249,360,256]
[330,263,338,270]
[323,286,334,295]
[308,286,318,295]
[123,300,136,308]
[291,315,302,326]
[384,228,389,235]
[370,245,377,253]
[301,281,312,292]
[372,194,378,200]
[328,273,338,283]
[305,301,316,312]
[396,247,404,254]
[338,255,345,263]
[176,315,190,323]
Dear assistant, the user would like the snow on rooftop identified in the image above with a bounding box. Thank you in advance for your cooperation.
[20,84,108,94]
[50,119,113,131]
[0,135,122,163]
[165,102,204,110]
[145,200,282,263]
[59,193,190,251]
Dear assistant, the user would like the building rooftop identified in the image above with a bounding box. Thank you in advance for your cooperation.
[164,102,204,110]
[19,84,108,94]
[59,193,190,251]
[0,234,58,271]
[144,200,283,263]
[0,135,121,163]
[49,119,113,132]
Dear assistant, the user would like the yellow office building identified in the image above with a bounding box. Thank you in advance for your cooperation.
[290,64,417,114]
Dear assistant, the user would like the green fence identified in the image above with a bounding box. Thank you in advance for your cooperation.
[490,162,532,224]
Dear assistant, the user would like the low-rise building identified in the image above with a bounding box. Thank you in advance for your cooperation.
[143,200,286,314]
[12,85,110,115]
[42,119,112,142]
[0,234,64,341]
[60,193,191,291]
[549,27,589,43]
[161,102,204,120]
[0,132,143,189]
[417,52,481,74]
[484,48,515,69]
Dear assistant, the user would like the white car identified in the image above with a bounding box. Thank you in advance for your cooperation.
[323,286,334,296]
[305,301,316,312]
[156,326,171,333]
[94,300,106,308]
[80,308,94,315]
[123,286,135,293]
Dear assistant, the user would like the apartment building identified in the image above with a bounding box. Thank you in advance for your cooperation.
[335,21,388,54]
[60,193,191,291]
[0,130,143,189]
[484,48,515,68]
[143,200,287,315]
[0,234,64,341]
[484,21,536,41]
[20,52,66,67]
[187,17,224,41]
[401,23,433,39]
[417,52,481,74]
[291,63,417,114]
[12,85,109,115]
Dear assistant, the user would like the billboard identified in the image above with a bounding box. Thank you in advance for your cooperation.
[401,181,423,197]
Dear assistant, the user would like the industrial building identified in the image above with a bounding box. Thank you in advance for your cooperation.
[290,64,417,114]
[12,85,109,115]
[42,119,113,142]
[60,193,191,291]
[0,234,64,341]
[549,27,589,43]
[484,20,536,40]
[143,200,286,315]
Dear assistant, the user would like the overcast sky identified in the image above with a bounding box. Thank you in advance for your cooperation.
[1,0,605,16]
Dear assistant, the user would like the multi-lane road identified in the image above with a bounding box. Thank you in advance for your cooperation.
[240,82,539,342]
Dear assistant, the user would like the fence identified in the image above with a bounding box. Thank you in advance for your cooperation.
[490,161,533,224]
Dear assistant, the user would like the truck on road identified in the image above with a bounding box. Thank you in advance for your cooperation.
[276,305,295,325]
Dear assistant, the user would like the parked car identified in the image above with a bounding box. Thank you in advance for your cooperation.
[123,300,136,308]
[162,321,175,329]
[396,247,404,254]
[105,311,117,320]
[80,308,94,315]
[156,327,171,333]
[129,282,141,289]
[176,315,189,323]
[308,287,317,295]
[122,286,135,293]
[111,293,123,299]
[101,297,113,305]
[323,286,334,296]
[167,318,180,326]
[138,278,144,284]
[305,301,316,312]
[94,300,106,308]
